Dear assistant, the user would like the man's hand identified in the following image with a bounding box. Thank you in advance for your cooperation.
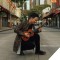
[38,27,42,32]
[24,32,30,37]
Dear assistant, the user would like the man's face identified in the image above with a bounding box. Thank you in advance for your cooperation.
[30,17,39,24]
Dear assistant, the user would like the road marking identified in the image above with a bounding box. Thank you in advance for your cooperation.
[49,48,60,60]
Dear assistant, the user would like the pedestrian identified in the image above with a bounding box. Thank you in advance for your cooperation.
[13,12,46,55]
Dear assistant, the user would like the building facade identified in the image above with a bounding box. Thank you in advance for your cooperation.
[0,0,21,29]
[30,0,40,9]
[43,0,60,28]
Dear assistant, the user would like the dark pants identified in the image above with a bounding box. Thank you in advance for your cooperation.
[21,34,40,52]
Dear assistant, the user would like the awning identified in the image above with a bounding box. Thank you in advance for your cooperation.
[42,8,56,19]
[42,8,60,19]
[0,5,10,13]
[11,14,19,18]
[42,12,55,19]
[55,10,60,14]
[0,5,19,18]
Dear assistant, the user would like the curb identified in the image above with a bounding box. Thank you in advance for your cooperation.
[0,28,13,32]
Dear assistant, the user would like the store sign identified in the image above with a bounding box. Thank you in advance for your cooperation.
[56,0,60,6]
[51,0,57,3]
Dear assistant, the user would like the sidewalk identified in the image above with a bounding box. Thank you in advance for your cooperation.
[42,27,60,32]
[0,27,13,32]
[0,27,60,32]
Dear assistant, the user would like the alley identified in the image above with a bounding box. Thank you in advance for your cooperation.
[0,28,60,60]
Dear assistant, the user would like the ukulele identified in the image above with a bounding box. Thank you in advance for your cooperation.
[21,24,44,41]
[21,29,34,41]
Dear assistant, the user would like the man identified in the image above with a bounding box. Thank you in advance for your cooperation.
[13,12,46,55]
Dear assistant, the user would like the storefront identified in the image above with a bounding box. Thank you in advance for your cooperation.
[0,5,18,28]
[0,5,10,28]
[56,13,60,28]
[42,9,60,29]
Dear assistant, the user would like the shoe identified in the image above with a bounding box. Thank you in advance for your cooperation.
[35,50,46,55]
[17,51,25,55]
[20,51,25,55]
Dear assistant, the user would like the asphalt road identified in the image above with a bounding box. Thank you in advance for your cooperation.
[0,27,60,60]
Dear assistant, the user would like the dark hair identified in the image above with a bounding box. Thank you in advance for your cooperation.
[28,12,39,19]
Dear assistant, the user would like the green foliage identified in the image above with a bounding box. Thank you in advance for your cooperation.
[11,0,26,7]
[20,13,27,22]
[31,4,51,14]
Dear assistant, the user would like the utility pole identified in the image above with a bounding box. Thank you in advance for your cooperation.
[9,0,12,28]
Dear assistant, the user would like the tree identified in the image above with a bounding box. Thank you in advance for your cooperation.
[11,0,26,7]
[30,4,51,14]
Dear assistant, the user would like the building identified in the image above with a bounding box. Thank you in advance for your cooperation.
[30,0,34,9]
[30,0,40,9]
[44,0,52,7]
[0,0,20,29]
[35,0,40,6]
[43,0,60,28]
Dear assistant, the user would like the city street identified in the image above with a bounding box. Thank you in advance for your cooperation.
[0,0,60,60]
[0,27,60,60]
